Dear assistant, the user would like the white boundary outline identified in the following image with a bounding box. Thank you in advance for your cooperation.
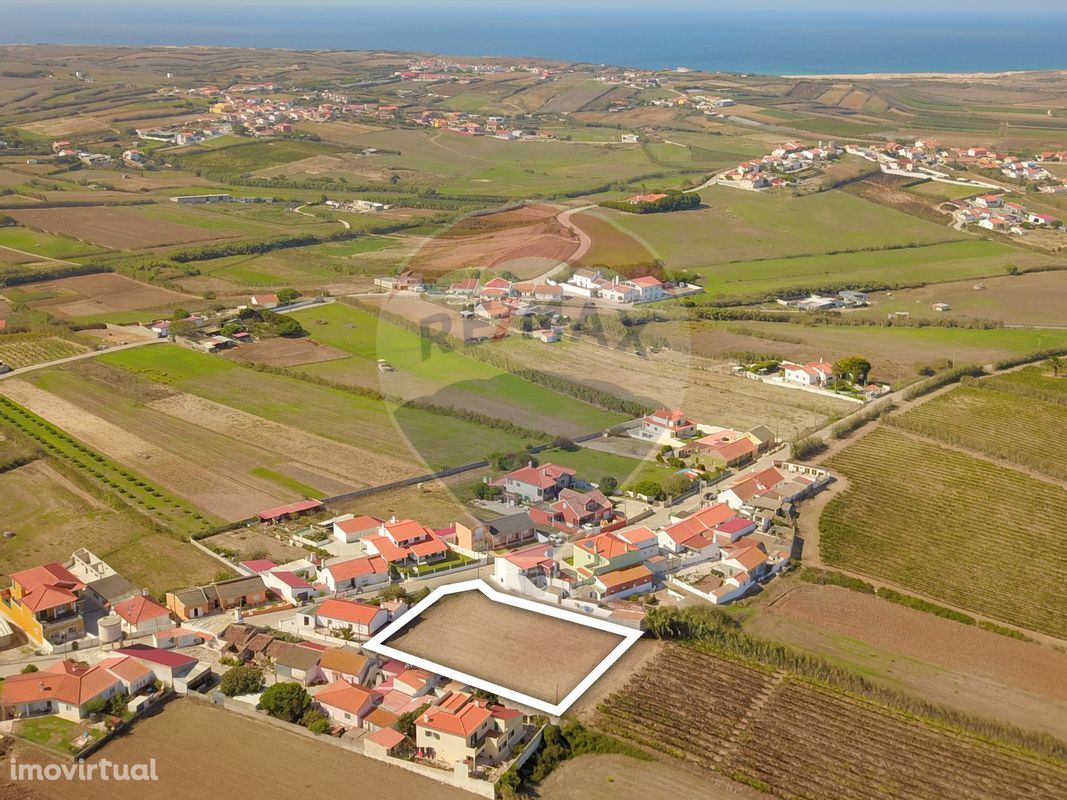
[363,579,644,716]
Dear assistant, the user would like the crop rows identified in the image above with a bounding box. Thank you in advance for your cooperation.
[888,385,1067,482]
[0,335,88,369]
[597,646,772,767]
[0,395,207,535]
[981,367,1067,407]
[596,645,1067,800]
[821,427,1067,638]
[731,681,1067,800]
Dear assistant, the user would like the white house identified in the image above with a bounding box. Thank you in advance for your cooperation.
[627,276,665,302]
[782,360,833,386]
[614,526,660,559]
[321,555,391,593]
[314,598,389,640]
[111,593,174,637]
[262,571,317,605]
[332,515,384,544]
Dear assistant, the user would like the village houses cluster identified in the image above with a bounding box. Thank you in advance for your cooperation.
[722,140,843,190]
[0,399,830,788]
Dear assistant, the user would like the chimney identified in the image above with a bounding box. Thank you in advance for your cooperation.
[142,587,150,596]
[390,515,397,524]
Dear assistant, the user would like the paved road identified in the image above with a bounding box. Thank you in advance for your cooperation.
[0,336,164,381]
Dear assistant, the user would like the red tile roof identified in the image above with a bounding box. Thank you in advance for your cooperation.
[258,499,323,521]
[418,693,493,737]
[315,679,375,716]
[317,598,382,627]
[326,555,389,581]
[112,594,171,625]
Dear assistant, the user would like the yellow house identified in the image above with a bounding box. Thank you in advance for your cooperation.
[0,564,86,647]
[415,693,526,768]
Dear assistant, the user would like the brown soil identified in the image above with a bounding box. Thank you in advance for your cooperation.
[21,272,194,318]
[147,391,416,488]
[9,699,474,800]
[752,583,1067,740]
[406,204,580,279]
[383,589,627,705]
[540,753,767,800]
[7,206,239,251]
[0,379,285,520]
[222,337,349,368]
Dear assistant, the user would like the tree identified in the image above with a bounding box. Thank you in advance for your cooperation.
[273,317,306,337]
[397,703,431,739]
[599,475,618,494]
[277,287,301,306]
[259,682,311,723]
[632,479,663,500]
[662,474,692,498]
[220,665,264,697]
[301,709,331,734]
[20,664,38,674]
[474,483,503,501]
[172,307,189,321]
[1045,356,1065,377]
[833,355,872,385]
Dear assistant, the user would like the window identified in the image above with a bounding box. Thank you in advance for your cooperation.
[344,713,351,720]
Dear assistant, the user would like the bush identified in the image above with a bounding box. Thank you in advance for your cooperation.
[791,435,826,460]
[259,682,311,723]
[301,709,331,734]
[219,665,264,697]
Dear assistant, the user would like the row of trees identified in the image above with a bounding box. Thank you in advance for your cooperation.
[600,190,701,215]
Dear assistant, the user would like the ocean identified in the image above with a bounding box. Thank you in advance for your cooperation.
[3,5,1067,75]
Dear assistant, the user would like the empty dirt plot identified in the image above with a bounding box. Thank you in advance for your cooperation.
[17,272,195,318]
[222,337,349,367]
[750,583,1067,740]
[540,754,767,800]
[381,589,627,705]
[14,699,474,800]
[406,204,580,279]
[7,206,237,250]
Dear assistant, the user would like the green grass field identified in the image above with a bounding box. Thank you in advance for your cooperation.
[172,139,342,175]
[289,303,625,433]
[980,366,1067,406]
[821,426,1067,638]
[99,343,541,471]
[535,445,675,487]
[582,186,968,281]
[0,226,107,260]
[681,240,1024,301]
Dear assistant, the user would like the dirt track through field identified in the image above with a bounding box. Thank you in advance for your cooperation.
[0,379,284,520]
[146,391,416,487]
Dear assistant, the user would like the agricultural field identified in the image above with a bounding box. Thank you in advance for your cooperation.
[10,272,195,320]
[596,645,1067,800]
[851,270,1067,327]
[0,392,215,534]
[5,206,245,251]
[533,445,677,488]
[820,426,1067,638]
[745,582,1067,741]
[0,457,217,595]
[578,185,968,277]
[381,589,626,704]
[169,139,343,176]
[0,333,89,369]
[493,333,853,440]
[10,700,474,800]
[982,366,1067,406]
[97,342,543,474]
[685,320,1067,384]
[680,240,1034,302]
[888,383,1067,481]
[288,302,626,435]
[0,226,107,262]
